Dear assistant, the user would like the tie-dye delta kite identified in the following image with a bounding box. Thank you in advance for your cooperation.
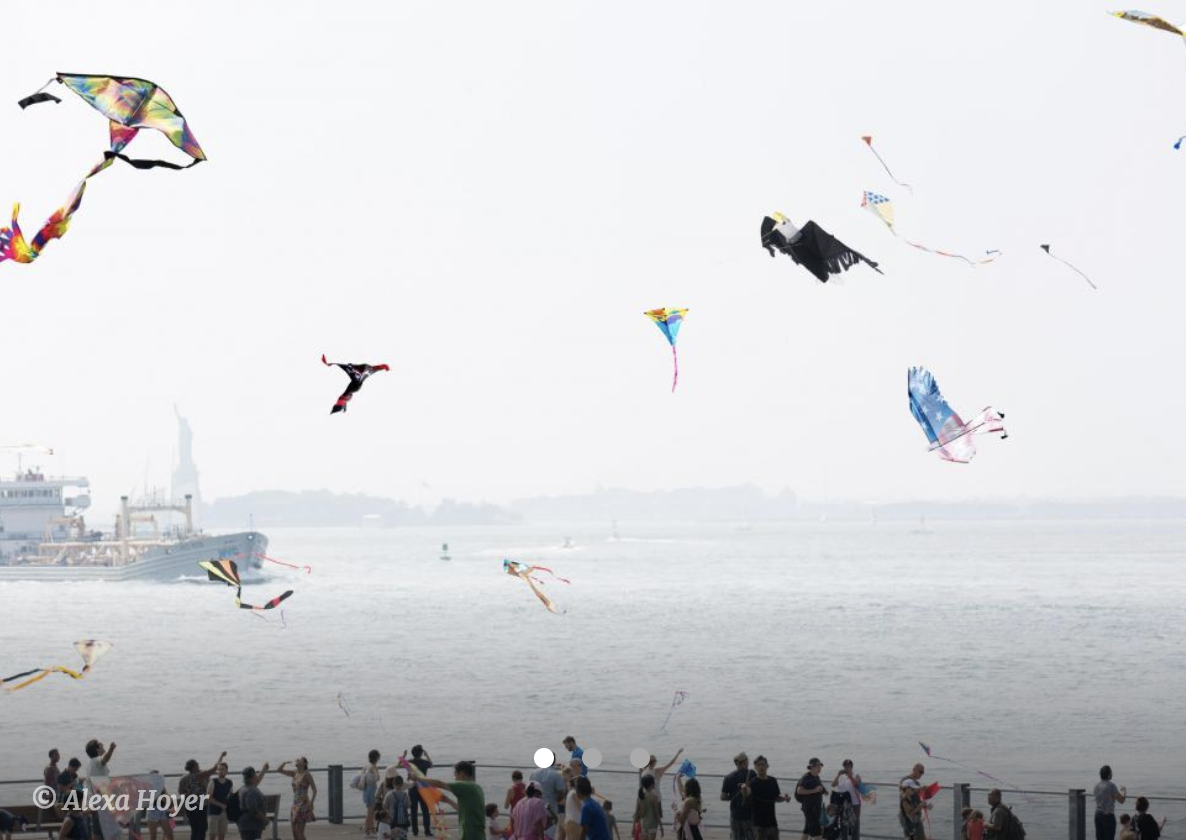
[907,367,1006,464]
[861,191,1000,266]
[1,73,204,266]
[645,308,688,392]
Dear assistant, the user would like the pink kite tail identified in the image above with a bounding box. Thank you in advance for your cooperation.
[671,345,679,392]
[530,565,571,585]
[257,552,312,573]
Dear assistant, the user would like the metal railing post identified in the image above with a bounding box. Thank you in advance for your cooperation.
[954,783,970,840]
[1069,788,1086,840]
[329,765,344,824]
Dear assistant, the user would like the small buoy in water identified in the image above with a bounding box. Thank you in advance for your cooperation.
[440,542,451,561]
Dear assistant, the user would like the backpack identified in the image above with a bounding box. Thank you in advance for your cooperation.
[392,791,410,828]
[793,773,812,804]
[351,774,364,791]
[997,805,1025,840]
[225,789,243,824]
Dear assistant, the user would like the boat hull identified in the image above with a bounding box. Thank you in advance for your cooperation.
[0,532,268,582]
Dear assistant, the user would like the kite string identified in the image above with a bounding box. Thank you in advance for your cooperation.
[863,140,914,194]
[671,345,679,392]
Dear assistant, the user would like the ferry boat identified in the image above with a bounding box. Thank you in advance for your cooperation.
[0,470,265,582]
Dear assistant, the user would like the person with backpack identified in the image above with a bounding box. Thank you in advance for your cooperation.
[983,789,1024,840]
[898,765,927,840]
[794,759,828,840]
[384,773,413,840]
[234,764,272,840]
[1133,796,1166,840]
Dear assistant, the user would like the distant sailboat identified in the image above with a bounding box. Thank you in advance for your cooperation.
[910,515,932,535]
[440,542,451,561]
[611,520,621,541]
[562,536,575,549]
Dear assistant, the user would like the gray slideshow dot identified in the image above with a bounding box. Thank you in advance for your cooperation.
[534,748,556,768]
[582,748,602,769]
[629,748,650,769]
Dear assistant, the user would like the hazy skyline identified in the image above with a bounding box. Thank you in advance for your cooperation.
[3,1,1183,521]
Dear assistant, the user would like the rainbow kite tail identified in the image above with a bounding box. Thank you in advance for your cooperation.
[671,345,679,392]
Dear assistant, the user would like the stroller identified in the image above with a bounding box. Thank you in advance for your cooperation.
[822,791,855,840]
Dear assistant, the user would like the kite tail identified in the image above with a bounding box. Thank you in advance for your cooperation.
[257,552,313,573]
[671,345,679,392]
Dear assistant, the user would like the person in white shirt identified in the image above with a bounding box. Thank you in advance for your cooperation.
[831,760,862,840]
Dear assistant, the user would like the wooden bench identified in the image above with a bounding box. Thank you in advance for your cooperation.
[0,804,65,838]
[174,793,282,840]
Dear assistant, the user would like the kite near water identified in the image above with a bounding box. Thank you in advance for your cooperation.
[862,192,1000,266]
[861,136,913,193]
[503,559,571,614]
[908,367,1006,464]
[322,355,390,414]
[199,558,294,611]
[644,308,688,392]
[761,213,882,283]
[1040,244,1097,290]
[2,73,204,266]
[1,639,111,692]
[657,690,689,733]
[919,742,1034,804]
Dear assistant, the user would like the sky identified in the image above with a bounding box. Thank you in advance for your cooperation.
[2,1,1184,520]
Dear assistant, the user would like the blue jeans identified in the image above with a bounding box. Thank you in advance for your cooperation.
[1095,812,1116,840]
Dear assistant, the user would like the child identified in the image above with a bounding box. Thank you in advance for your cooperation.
[506,772,527,813]
[603,801,620,840]
[376,808,393,840]
[1119,813,1137,840]
[964,808,985,840]
[487,804,510,840]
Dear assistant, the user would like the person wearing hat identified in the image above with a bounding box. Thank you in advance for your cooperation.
[794,759,828,840]
[831,760,862,840]
[513,782,549,840]
[720,753,756,840]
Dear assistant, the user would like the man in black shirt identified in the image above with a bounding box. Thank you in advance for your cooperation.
[794,759,827,840]
[743,756,789,840]
[721,752,757,840]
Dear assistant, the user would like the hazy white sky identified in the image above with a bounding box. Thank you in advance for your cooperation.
[2,1,1183,518]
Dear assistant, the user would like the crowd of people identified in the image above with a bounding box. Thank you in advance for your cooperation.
[10,740,1170,840]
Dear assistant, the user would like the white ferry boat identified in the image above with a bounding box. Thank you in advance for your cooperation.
[0,470,265,581]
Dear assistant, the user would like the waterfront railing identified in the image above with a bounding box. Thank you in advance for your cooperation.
[4,762,1185,840]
